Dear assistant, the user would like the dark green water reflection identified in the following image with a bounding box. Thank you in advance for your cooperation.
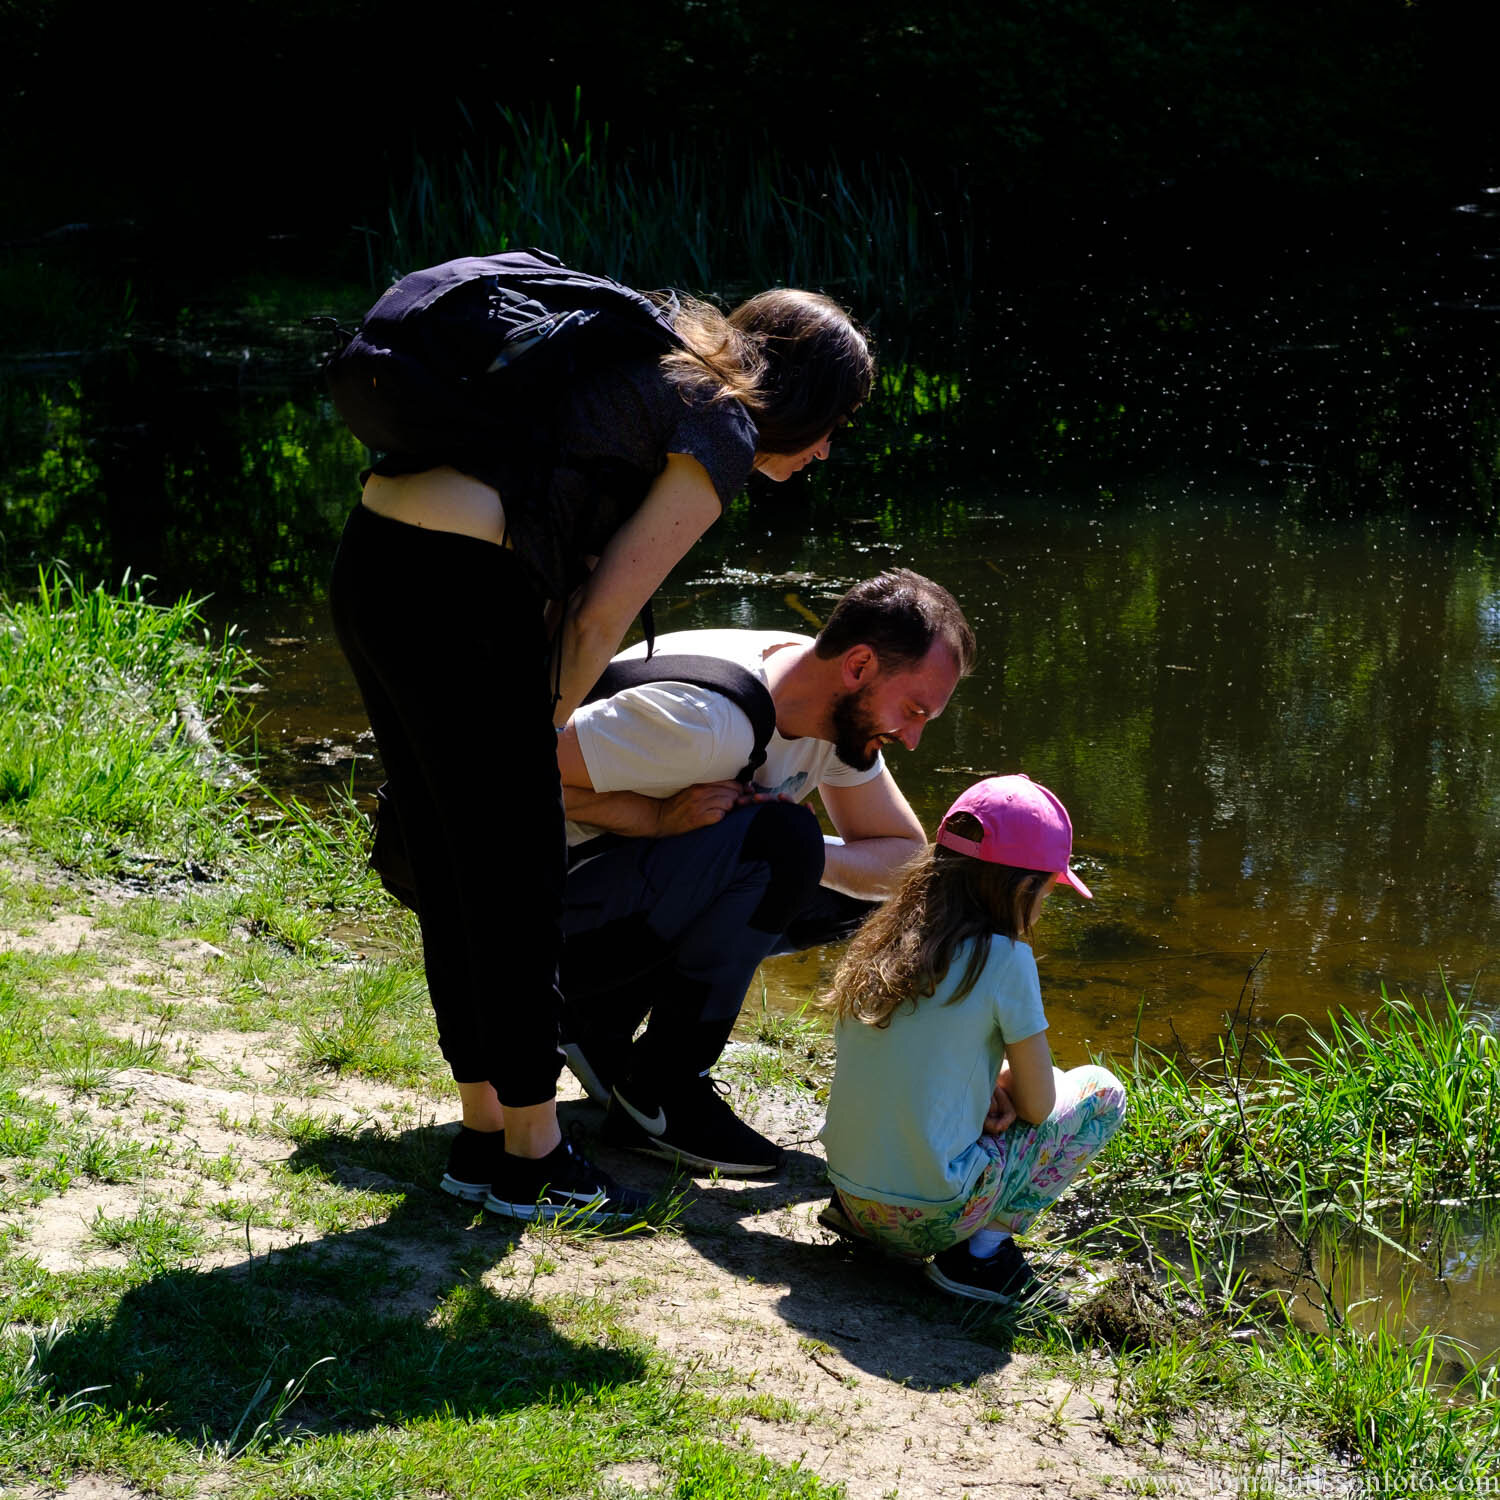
[218,494,1500,1066]
[672,503,1500,1057]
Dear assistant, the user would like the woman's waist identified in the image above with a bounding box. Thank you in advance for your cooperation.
[360,468,512,547]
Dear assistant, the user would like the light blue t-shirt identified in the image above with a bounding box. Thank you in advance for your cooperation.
[820,935,1049,1210]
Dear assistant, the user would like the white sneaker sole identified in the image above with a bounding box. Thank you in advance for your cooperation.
[923,1260,1025,1305]
[607,1094,784,1177]
[482,1191,644,1226]
[440,1174,491,1204]
[625,1137,781,1176]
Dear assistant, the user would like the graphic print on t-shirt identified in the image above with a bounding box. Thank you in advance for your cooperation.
[751,770,808,800]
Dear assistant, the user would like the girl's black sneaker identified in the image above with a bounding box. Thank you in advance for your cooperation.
[484,1139,653,1227]
[816,1195,867,1243]
[440,1127,506,1203]
[925,1239,1069,1313]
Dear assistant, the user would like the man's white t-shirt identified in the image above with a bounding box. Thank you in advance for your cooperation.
[567,628,885,847]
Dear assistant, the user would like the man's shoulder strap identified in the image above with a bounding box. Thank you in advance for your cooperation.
[582,653,777,784]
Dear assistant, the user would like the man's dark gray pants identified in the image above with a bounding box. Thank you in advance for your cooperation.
[559,801,873,1077]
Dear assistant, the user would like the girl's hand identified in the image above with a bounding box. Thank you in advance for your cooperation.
[983,1079,1017,1136]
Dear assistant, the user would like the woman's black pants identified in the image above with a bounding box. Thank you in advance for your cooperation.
[329,503,566,1108]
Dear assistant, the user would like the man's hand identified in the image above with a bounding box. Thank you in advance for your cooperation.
[654,780,750,836]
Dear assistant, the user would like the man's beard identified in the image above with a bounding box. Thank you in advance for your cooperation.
[831,684,883,771]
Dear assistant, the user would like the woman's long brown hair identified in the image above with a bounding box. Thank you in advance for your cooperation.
[828,813,1052,1029]
[658,288,874,453]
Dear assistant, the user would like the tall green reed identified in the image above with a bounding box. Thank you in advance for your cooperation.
[375,92,975,320]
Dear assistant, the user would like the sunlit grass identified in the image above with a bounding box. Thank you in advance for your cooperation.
[0,569,253,873]
[1095,983,1500,1243]
[296,962,439,1086]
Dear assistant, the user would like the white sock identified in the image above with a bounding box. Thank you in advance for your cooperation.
[966,1228,1011,1260]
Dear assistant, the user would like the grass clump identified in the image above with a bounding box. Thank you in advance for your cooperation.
[87,1201,207,1264]
[296,964,436,1086]
[1266,1322,1499,1483]
[0,570,253,874]
[1098,980,1500,1243]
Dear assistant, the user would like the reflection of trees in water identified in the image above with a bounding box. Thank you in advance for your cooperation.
[1,346,362,601]
[960,509,1500,996]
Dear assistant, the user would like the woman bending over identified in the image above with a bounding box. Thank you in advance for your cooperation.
[329,252,874,1225]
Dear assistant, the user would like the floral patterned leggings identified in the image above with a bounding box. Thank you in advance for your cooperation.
[834,1065,1127,1259]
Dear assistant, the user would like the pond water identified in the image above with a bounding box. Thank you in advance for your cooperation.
[3,238,1499,1360]
[228,495,1500,1058]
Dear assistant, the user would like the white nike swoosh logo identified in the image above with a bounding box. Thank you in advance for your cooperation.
[617,1095,668,1137]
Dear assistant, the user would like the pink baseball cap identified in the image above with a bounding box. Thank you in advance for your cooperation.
[935,775,1093,898]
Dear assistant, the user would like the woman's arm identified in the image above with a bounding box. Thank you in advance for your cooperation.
[997,1031,1056,1126]
[551,453,722,725]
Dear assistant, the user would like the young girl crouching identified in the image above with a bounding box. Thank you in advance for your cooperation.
[820,775,1126,1309]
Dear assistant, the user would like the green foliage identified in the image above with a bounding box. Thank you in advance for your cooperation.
[0,570,253,871]
[379,94,972,319]
[1099,983,1500,1234]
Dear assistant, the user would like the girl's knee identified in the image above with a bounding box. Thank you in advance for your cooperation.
[1068,1064,1128,1137]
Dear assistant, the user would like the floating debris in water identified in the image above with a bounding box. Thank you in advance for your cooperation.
[686,565,827,588]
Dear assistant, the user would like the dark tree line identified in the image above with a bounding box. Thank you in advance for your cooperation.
[2,0,1488,261]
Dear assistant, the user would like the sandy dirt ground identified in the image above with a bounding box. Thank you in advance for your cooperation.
[2,874,1277,1500]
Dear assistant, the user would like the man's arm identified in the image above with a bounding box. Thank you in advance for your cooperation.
[557,722,747,838]
[816,770,927,899]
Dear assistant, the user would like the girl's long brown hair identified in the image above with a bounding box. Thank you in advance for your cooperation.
[828,812,1052,1029]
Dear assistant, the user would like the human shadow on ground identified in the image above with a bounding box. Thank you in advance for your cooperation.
[569,1097,1021,1391]
[39,1117,650,1446]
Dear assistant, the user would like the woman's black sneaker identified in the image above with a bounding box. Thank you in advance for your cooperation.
[605,1073,784,1176]
[484,1139,653,1226]
[925,1239,1069,1312]
[440,1127,506,1203]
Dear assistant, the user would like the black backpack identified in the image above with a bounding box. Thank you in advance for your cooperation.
[324,248,687,604]
[369,655,777,913]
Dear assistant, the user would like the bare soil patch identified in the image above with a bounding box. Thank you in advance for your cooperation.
[2,880,1276,1499]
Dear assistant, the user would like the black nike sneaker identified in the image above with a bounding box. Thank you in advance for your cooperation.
[605,1073,784,1176]
[483,1139,652,1226]
[440,1126,506,1203]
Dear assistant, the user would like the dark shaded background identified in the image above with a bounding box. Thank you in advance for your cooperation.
[3,0,1491,282]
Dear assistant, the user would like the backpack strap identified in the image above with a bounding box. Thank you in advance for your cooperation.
[582,653,777,784]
